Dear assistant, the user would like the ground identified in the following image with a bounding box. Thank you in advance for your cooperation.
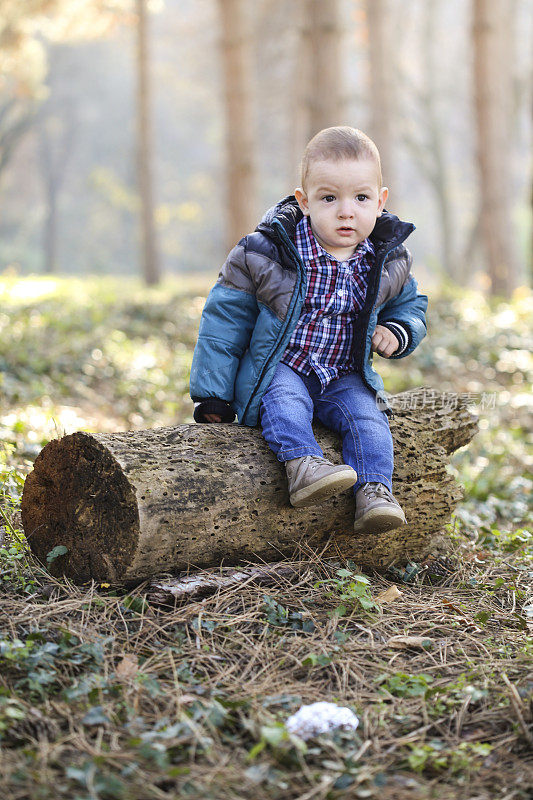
[0,277,531,800]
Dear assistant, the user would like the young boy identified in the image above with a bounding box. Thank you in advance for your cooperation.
[190,126,427,535]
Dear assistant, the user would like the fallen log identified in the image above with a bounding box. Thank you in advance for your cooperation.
[21,388,477,584]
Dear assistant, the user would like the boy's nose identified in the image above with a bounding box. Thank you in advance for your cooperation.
[338,202,354,218]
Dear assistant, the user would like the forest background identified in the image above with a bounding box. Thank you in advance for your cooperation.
[0,0,531,291]
[0,2,532,799]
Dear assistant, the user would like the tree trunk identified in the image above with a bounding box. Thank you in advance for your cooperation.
[472,0,518,297]
[37,106,75,275]
[218,0,257,250]
[21,389,477,585]
[421,0,455,280]
[43,178,58,275]
[307,0,344,137]
[290,0,311,187]
[0,99,36,183]
[365,0,394,185]
[39,119,58,274]
[291,0,345,183]
[136,0,160,286]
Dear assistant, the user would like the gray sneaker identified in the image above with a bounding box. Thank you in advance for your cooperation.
[285,456,357,508]
[353,483,406,534]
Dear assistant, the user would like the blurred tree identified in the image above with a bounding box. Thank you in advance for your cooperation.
[418,0,454,278]
[0,1,132,88]
[306,0,344,135]
[364,0,394,185]
[289,0,345,188]
[136,0,160,285]
[0,0,135,273]
[38,108,76,274]
[289,0,309,186]
[394,0,457,279]
[217,0,257,249]
[297,0,345,142]
[36,45,78,275]
[0,1,50,178]
[251,0,297,195]
[473,0,519,296]
[0,98,38,181]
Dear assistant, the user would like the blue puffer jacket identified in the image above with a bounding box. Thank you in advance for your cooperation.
[190,196,428,426]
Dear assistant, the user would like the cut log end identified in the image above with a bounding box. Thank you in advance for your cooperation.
[21,432,140,582]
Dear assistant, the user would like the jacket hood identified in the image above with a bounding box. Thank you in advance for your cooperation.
[256,195,302,239]
[256,195,415,249]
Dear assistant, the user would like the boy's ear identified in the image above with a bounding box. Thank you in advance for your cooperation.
[377,186,389,216]
[295,188,310,216]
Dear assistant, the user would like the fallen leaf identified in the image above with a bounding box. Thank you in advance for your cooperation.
[376,585,403,604]
[463,551,490,563]
[442,599,463,614]
[115,655,139,680]
[388,635,433,650]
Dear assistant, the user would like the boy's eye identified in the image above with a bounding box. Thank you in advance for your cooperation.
[322,195,336,202]
[356,194,368,202]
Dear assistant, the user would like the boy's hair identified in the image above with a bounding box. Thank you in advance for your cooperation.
[300,126,382,189]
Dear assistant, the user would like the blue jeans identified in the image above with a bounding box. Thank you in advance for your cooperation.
[259,362,394,493]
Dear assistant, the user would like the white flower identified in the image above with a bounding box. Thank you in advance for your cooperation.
[286,701,359,741]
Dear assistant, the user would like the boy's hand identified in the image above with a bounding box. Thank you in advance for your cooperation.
[371,325,399,358]
[204,414,222,423]
[193,399,235,424]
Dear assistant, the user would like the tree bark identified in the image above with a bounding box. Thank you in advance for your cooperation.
[292,0,345,152]
[136,0,160,286]
[42,146,58,275]
[290,0,311,187]
[21,389,477,585]
[472,0,518,296]
[37,50,76,277]
[365,0,394,185]
[306,0,344,136]
[38,117,75,274]
[218,0,257,250]
[420,0,455,280]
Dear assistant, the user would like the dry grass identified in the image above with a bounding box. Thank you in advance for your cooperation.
[1,538,531,800]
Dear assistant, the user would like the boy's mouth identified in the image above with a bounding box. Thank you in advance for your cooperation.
[337,226,354,234]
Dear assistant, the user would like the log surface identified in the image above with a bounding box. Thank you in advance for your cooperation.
[21,388,477,584]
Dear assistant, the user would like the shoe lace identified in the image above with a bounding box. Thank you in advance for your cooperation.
[361,482,392,501]
[304,456,326,475]
[287,456,326,481]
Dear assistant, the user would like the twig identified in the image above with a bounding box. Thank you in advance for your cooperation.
[501,673,533,746]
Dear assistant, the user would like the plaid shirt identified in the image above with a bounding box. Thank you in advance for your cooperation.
[281,217,374,390]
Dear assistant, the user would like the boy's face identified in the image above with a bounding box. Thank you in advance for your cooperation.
[295,157,388,261]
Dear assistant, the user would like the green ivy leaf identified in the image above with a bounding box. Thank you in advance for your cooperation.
[261,723,287,747]
[46,545,68,563]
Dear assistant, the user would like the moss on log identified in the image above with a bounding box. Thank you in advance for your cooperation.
[21,388,477,584]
